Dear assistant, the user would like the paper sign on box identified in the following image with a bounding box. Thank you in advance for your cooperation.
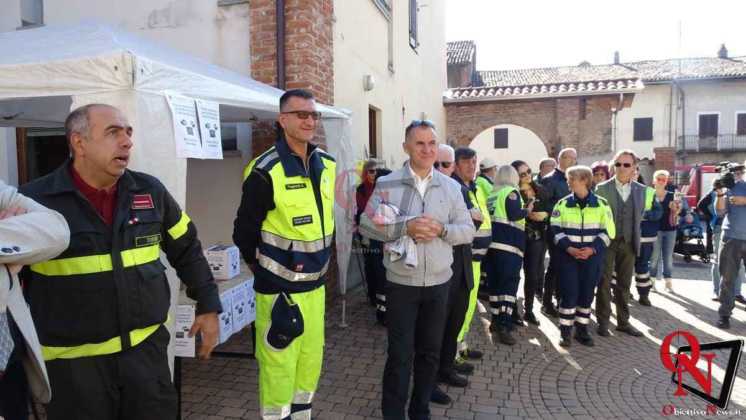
[218,289,233,344]
[174,304,196,358]
[206,244,240,280]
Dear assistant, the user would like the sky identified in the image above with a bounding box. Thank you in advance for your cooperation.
[445,0,746,71]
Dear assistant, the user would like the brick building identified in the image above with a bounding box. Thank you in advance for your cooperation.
[445,41,641,169]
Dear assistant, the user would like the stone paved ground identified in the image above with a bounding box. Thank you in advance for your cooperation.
[180,256,746,419]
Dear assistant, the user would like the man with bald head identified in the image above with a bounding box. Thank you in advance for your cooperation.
[360,120,474,420]
[436,144,455,176]
[19,104,221,420]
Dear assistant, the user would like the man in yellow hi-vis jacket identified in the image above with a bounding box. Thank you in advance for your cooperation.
[234,89,336,420]
[20,104,221,420]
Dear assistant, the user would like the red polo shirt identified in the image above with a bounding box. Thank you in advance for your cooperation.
[69,166,118,226]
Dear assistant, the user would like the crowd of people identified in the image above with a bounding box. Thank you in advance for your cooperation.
[356,123,746,418]
[1,89,745,420]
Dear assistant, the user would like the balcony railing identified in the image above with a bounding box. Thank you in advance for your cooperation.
[677,134,746,153]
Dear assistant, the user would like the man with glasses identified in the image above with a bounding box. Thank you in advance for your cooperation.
[594,149,659,338]
[234,89,335,419]
[360,120,474,420]
[541,148,577,318]
[435,144,455,176]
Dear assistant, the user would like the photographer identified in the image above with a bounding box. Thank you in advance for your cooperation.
[714,162,746,329]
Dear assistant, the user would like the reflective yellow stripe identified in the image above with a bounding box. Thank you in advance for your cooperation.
[30,244,161,276]
[41,321,165,361]
[31,254,113,276]
[167,211,191,240]
[121,244,161,267]
[261,231,333,253]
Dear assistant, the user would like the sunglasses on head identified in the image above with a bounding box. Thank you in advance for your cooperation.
[281,110,322,120]
[434,161,452,169]
[614,162,633,168]
[408,119,435,129]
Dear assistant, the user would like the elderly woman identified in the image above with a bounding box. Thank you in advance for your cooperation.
[590,161,610,188]
[485,165,533,345]
[550,166,615,347]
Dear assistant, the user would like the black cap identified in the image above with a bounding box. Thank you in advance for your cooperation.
[264,293,304,351]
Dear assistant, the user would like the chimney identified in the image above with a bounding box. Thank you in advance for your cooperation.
[718,44,728,59]
[614,51,620,65]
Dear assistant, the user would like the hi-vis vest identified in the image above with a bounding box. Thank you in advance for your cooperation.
[550,192,616,250]
[488,185,526,257]
[475,176,493,201]
[469,186,491,262]
[244,144,336,289]
[640,187,659,243]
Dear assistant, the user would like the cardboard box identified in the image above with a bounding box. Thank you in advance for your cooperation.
[244,276,256,324]
[206,244,240,280]
[173,304,196,358]
[231,282,250,334]
[218,289,233,344]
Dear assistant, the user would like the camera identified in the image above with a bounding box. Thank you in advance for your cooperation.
[714,161,745,190]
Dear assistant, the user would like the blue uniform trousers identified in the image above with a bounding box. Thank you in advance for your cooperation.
[484,249,522,329]
[557,251,604,335]
[634,241,655,297]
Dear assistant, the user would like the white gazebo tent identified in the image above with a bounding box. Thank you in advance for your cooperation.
[0,23,358,332]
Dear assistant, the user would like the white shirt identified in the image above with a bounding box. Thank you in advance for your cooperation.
[615,177,632,202]
[408,163,433,198]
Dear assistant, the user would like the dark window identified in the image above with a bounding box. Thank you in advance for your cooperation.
[737,113,746,136]
[579,98,587,120]
[368,107,379,158]
[633,118,653,141]
[699,114,719,138]
[408,0,418,49]
[494,128,508,149]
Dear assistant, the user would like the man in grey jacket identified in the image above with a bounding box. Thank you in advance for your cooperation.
[594,150,659,337]
[360,120,475,420]
[0,180,70,419]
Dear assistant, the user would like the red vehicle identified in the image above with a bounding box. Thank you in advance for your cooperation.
[675,164,719,208]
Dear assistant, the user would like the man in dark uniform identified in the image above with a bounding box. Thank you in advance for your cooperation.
[20,104,222,420]
[540,148,577,317]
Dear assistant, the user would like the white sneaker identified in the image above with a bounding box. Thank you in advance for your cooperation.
[651,279,659,293]
[665,278,673,292]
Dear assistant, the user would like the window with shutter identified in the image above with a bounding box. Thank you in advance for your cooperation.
[737,113,746,136]
[409,0,418,49]
[633,118,653,141]
[494,128,508,149]
[699,114,719,138]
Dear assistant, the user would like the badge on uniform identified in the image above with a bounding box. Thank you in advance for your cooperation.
[131,194,155,210]
[508,192,518,200]
[552,209,561,218]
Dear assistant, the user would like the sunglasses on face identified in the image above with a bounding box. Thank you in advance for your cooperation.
[281,110,322,120]
[519,170,531,177]
[614,162,633,168]
[434,161,452,169]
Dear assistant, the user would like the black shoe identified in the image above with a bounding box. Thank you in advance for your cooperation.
[459,348,483,360]
[541,305,559,318]
[438,370,468,387]
[453,359,475,375]
[574,331,595,347]
[524,312,540,326]
[717,317,731,329]
[638,295,651,306]
[496,326,516,346]
[616,324,643,337]
[736,295,746,305]
[430,386,452,405]
[596,324,610,337]
[559,329,572,347]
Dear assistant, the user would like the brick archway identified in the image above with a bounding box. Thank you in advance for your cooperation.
[445,95,625,159]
